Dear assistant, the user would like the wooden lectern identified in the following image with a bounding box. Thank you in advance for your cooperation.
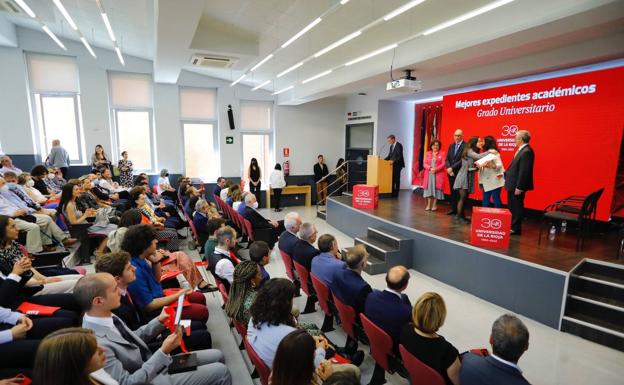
[366,155,392,194]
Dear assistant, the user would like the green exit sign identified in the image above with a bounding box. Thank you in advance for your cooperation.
[226,136,234,144]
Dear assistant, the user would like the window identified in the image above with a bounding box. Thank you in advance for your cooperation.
[109,72,155,171]
[27,53,85,164]
[240,100,273,185]
[179,87,219,181]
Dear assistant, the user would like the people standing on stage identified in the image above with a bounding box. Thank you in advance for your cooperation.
[248,158,262,207]
[423,140,446,211]
[314,155,329,206]
[453,136,487,223]
[385,135,405,198]
[504,130,534,235]
[478,136,505,208]
[445,130,465,215]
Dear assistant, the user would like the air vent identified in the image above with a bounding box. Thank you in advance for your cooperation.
[190,54,238,69]
[0,0,27,16]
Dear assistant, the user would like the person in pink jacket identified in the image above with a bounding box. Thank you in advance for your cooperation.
[422,140,447,211]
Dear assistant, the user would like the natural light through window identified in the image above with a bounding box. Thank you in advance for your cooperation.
[242,134,271,186]
[115,110,152,170]
[183,123,218,181]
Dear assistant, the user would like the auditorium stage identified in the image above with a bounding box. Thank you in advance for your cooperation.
[326,191,621,329]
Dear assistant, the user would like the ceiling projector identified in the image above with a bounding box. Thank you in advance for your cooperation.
[386,69,422,92]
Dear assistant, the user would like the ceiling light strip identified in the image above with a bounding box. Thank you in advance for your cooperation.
[383,0,427,21]
[230,74,247,86]
[80,36,97,58]
[314,30,362,58]
[41,25,66,50]
[272,85,294,95]
[422,0,514,35]
[281,17,322,48]
[14,0,36,18]
[52,0,78,30]
[277,62,303,78]
[252,80,271,92]
[345,43,398,66]
[115,46,125,66]
[302,70,333,84]
[250,54,274,72]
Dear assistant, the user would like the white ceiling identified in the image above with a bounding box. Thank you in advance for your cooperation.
[1,0,623,105]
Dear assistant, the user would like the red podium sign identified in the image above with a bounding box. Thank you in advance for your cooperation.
[470,207,511,249]
[353,184,379,209]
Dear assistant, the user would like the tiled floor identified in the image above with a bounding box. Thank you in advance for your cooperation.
[150,205,624,385]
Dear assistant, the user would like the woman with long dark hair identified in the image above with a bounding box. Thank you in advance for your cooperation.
[91,144,111,172]
[479,136,505,208]
[33,327,113,385]
[452,136,488,223]
[248,158,262,207]
[269,163,286,212]
[224,260,262,324]
[271,329,335,385]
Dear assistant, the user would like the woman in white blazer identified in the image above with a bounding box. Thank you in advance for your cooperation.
[269,163,286,212]
[478,136,505,208]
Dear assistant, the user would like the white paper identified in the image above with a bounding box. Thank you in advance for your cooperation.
[174,294,185,325]
[475,153,497,166]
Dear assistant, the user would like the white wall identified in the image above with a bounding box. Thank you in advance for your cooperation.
[378,100,415,189]
[0,27,346,179]
[275,98,346,175]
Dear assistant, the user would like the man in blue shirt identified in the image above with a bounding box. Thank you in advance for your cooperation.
[311,234,345,287]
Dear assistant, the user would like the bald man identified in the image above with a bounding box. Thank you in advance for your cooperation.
[364,266,411,349]
[445,129,466,215]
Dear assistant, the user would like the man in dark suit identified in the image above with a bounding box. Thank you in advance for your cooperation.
[384,135,405,198]
[460,314,531,385]
[313,155,330,205]
[241,193,284,248]
[331,244,372,315]
[278,212,301,257]
[445,129,465,215]
[292,222,320,313]
[364,265,412,348]
[504,130,535,235]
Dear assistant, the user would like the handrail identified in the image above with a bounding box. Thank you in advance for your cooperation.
[316,160,368,210]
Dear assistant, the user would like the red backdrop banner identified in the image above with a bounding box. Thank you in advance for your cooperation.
[441,67,624,221]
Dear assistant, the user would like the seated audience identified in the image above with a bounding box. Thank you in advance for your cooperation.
[292,223,320,272]
[311,234,345,287]
[400,292,460,385]
[33,327,116,385]
[230,188,243,211]
[213,177,226,198]
[225,184,240,207]
[0,306,73,376]
[270,329,336,385]
[331,244,372,315]
[157,169,178,202]
[208,226,239,289]
[59,183,115,257]
[460,314,531,385]
[248,240,270,287]
[193,199,216,246]
[177,177,191,204]
[223,260,261,325]
[184,186,201,217]
[95,251,213,351]
[236,191,249,214]
[121,225,208,323]
[278,212,302,257]
[241,193,284,248]
[219,180,232,201]
[0,156,22,176]
[0,177,75,253]
[0,215,80,295]
[128,188,180,243]
[2,172,47,215]
[76,273,231,385]
[17,172,50,206]
[43,168,61,194]
[30,165,54,197]
[203,218,225,259]
[323,372,360,385]
[364,266,411,349]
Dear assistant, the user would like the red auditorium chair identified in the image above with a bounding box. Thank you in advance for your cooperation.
[279,250,296,282]
[332,293,357,342]
[243,336,271,385]
[361,313,401,384]
[399,344,445,385]
[310,274,335,332]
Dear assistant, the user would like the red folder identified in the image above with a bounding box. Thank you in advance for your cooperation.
[162,289,190,307]
[15,373,32,385]
[160,270,182,282]
[194,261,208,267]
[160,255,177,266]
[329,353,351,364]
[17,302,60,316]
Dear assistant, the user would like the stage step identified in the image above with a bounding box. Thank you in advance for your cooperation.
[316,209,327,220]
[350,227,413,275]
[562,260,624,351]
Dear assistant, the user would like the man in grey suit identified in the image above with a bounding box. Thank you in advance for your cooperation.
[76,273,231,385]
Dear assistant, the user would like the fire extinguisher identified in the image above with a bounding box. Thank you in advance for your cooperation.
[283,160,290,176]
